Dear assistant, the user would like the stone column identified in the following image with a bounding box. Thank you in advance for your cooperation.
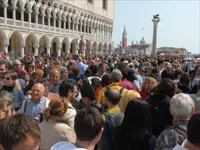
[47,46,51,56]
[34,46,38,56]
[57,47,61,57]
[58,18,61,32]
[80,22,82,32]
[3,2,8,24]
[84,22,86,33]
[20,45,25,58]
[4,43,8,54]
[28,10,32,28]
[53,16,56,32]
[21,9,24,27]
[47,14,51,31]
[63,18,66,31]
[42,14,45,30]
[13,6,16,26]
[152,19,160,57]
[68,19,70,33]
[35,11,39,29]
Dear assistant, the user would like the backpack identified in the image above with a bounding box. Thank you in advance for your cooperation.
[99,112,122,150]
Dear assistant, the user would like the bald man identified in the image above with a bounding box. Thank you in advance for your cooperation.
[18,83,50,122]
[49,68,62,94]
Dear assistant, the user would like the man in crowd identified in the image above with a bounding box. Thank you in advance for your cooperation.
[155,93,194,149]
[173,113,200,150]
[19,83,49,122]
[96,63,107,79]
[99,88,122,150]
[75,56,87,77]
[51,107,104,150]
[49,68,62,94]
[59,79,78,127]
[0,113,41,150]
[0,60,8,73]
[13,59,29,86]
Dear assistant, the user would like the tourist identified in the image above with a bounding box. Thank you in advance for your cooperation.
[109,99,156,150]
[139,77,157,99]
[39,98,75,150]
[51,107,104,150]
[96,63,107,78]
[173,113,200,150]
[75,56,87,77]
[49,68,62,94]
[59,79,78,127]
[189,81,200,112]
[146,78,175,137]
[178,73,191,93]
[120,89,141,113]
[19,83,49,122]
[0,71,25,111]
[99,88,123,150]
[0,113,41,150]
[155,93,194,149]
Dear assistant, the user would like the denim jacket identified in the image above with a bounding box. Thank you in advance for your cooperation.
[0,86,25,111]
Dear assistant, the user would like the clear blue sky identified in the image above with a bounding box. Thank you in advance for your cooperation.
[113,0,200,54]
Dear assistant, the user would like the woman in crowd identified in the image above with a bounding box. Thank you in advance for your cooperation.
[0,71,25,111]
[120,89,141,113]
[139,77,157,99]
[109,99,156,150]
[39,98,76,150]
[178,73,191,93]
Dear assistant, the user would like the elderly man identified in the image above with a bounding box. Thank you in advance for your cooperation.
[155,93,195,150]
[49,68,62,94]
[19,83,49,122]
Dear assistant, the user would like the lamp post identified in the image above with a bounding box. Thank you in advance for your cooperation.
[152,14,160,57]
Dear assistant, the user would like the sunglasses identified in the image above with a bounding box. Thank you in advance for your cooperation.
[3,77,11,80]
[0,69,5,71]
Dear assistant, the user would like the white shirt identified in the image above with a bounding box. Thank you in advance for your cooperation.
[51,141,86,150]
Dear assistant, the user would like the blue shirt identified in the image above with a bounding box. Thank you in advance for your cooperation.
[75,61,86,76]
[25,96,46,118]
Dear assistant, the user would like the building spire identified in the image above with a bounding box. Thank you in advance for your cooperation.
[123,25,127,34]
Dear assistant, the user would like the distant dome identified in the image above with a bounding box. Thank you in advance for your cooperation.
[140,37,146,45]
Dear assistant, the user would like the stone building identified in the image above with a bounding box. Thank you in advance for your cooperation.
[0,0,114,59]
[115,26,152,55]
[157,47,188,55]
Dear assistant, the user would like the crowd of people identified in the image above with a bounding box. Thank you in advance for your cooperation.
[0,54,200,150]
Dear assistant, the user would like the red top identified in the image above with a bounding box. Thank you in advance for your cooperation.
[139,89,149,99]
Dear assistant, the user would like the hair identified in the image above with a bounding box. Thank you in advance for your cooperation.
[120,90,141,113]
[158,59,165,66]
[59,79,77,97]
[174,69,182,79]
[170,93,194,118]
[0,113,41,150]
[99,63,106,68]
[157,78,175,98]
[0,60,8,69]
[74,107,104,141]
[180,73,190,85]
[196,68,200,76]
[161,68,175,80]
[141,77,157,94]
[104,88,121,105]
[111,69,122,82]
[91,78,101,91]
[71,66,80,76]
[0,91,13,106]
[101,74,112,87]
[4,71,18,80]
[44,98,68,121]
[33,69,44,78]
[89,64,99,75]
[187,113,200,147]
[126,68,137,82]
[0,98,6,111]
[81,79,96,101]
[25,62,34,71]
[115,99,151,143]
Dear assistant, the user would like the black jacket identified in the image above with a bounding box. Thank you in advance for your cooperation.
[146,88,173,137]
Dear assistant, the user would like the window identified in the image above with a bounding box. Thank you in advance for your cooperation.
[88,0,93,4]
[103,0,107,10]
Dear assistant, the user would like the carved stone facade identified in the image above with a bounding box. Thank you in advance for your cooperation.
[0,0,114,58]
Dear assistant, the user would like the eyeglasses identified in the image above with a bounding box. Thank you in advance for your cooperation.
[0,69,5,71]
[3,77,11,80]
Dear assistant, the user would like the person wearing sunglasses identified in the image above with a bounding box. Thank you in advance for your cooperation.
[0,71,25,111]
